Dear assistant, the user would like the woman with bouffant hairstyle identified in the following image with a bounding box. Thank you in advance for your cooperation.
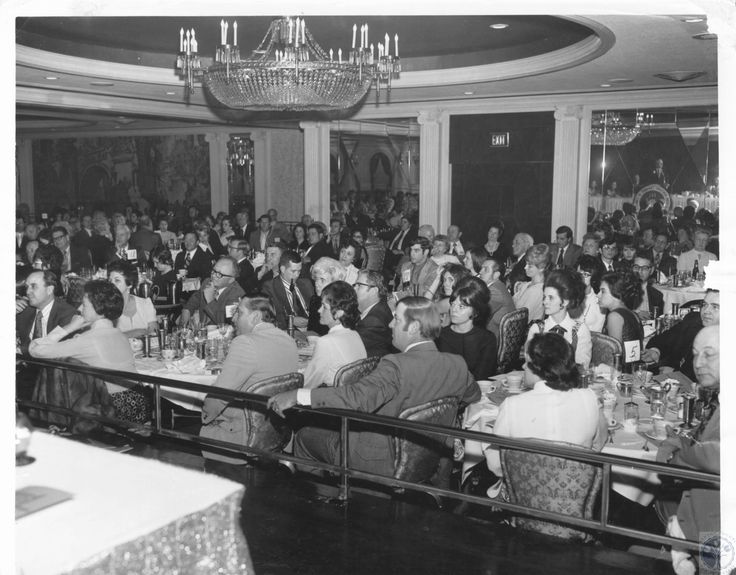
[598,270,645,366]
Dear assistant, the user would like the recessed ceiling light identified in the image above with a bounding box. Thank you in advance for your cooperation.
[607,78,633,84]
[90,81,114,86]
[655,70,706,82]
[683,17,704,23]
[692,32,717,40]
[600,84,611,88]
[464,91,474,96]
[45,76,58,80]
[166,91,176,96]
[489,23,508,30]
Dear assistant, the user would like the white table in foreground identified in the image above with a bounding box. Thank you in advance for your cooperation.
[16,431,253,574]
[653,284,707,314]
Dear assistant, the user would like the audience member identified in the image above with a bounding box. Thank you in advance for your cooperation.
[290,223,310,253]
[482,222,508,260]
[632,251,664,320]
[355,270,394,357]
[262,250,314,331]
[226,238,259,296]
[549,226,582,269]
[302,223,335,276]
[256,244,284,286]
[180,256,245,327]
[107,260,158,337]
[200,296,299,477]
[437,277,498,379]
[526,268,592,368]
[250,213,276,253]
[269,296,481,478]
[130,215,162,258]
[506,232,534,294]
[151,246,178,303]
[676,227,717,272]
[438,263,472,299]
[338,240,361,285]
[477,256,515,339]
[513,243,550,322]
[575,255,606,333]
[267,208,291,244]
[397,237,439,300]
[174,231,214,281]
[447,224,465,257]
[598,271,644,368]
[309,257,347,335]
[51,226,92,273]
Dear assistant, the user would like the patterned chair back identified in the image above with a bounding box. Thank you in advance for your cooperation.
[590,332,623,367]
[245,372,304,452]
[333,356,382,387]
[392,396,459,483]
[500,440,603,541]
[496,307,529,374]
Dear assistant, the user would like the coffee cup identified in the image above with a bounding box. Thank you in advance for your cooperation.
[161,348,176,361]
[506,374,523,391]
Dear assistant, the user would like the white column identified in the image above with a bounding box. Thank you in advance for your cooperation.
[552,105,586,242]
[250,129,270,217]
[300,121,330,224]
[417,109,446,232]
[205,133,229,215]
[17,137,35,215]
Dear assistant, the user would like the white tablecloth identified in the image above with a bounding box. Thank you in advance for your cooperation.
[16,432,249,574]
[653,284,707,314]
[589,196,627,213]
[670,193,718,212]
[461,371,680,506]
[136,356,216,411]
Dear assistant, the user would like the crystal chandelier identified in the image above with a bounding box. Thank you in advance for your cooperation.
[590,111,641,146]
[227,136,254,180]
[176,17,400,112]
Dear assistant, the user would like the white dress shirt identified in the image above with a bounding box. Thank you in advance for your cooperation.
[485,380,604,475]
[302,324,367,390]
[676,249,717,272]
[29,299,55,341]
[526,314,592,368]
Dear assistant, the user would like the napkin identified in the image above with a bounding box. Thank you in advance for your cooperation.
[167,355,206,375]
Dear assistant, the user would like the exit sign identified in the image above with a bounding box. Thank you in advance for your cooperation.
[489,132,510,147]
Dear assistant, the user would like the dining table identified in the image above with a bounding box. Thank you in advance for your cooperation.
[134,335,314,412]
[15,431,254,574]
[462,368,692,507]
[653,283,707,315]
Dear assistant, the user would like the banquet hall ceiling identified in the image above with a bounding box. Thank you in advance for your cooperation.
[16,14,717,134]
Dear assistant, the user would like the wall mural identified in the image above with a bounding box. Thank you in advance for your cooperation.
[32,134,211,215]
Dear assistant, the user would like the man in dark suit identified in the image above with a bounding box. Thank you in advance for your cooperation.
[269,296,481,478]
[301,223,335,277]
[633,252,664,319]
[249,213,276,253]
[105,224,140,266]
[233,209,254,242]
[180,257,245,327]
[383,216,417,279]
[549,225,582,269]
[16,270,79,400]
[599,236,626,273]
[173,232,214,281]
[262,250,315,331]
[649,232,677,280]
[354,270,394,357]
[226,238,259,296]
[51,226,92,273]
[71,214,95,250]
[130,215,162,259]
[16,270,78,354]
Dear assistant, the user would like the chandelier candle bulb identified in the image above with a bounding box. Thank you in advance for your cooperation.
[288,18,293,44]
[233,21,237,46]
[179,28,184,52]
[385,34,390,55]
[301,18,305,44]
[395,34,398,57]
[338,48,342,63]
[185,29,191,54]
[191,30,197,53]
[224,21,228,45]
[352,24,356,49]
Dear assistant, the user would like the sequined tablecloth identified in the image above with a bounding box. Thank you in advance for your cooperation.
[16,432,254,574]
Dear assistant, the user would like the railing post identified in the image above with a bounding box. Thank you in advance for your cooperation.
[338,415,350,502]
[153,382,162,434]
[600,463,611,528]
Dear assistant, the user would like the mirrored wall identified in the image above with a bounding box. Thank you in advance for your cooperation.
[330,119,419,227]
[588,106,718,215]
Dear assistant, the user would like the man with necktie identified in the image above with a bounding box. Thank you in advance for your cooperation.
[51,226,92,274]
[549,226,582,269]
[179,256,245,327]
[447,224,465,257]
[262,250,315,331]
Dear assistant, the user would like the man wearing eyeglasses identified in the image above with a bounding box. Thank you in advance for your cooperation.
[51,226,92,274]
[354,270,394,357]
[633,251,663,321]
[180,256,245,326]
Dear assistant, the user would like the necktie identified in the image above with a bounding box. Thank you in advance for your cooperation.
[63,249,71,272]
[391,229,406,250]
[185,251,192,267]
[450,242,456,255]
[33,310,43,339]
[119,247,127,260]
[549,325,567,336]
[290,281,305,316]
[556,248,564,267]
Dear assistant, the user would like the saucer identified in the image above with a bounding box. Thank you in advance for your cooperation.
[505,387,523,395]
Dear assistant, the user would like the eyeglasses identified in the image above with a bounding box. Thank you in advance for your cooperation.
[211,269,234,279]
[579,271,592,278]
[52,235,66,242]
[354,282,375,289]
[632,265,651,271]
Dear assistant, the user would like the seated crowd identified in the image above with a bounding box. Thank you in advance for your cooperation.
[15,197,720,554]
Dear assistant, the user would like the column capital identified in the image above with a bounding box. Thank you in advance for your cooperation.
[554,105,584,122]
[417,109,444,126]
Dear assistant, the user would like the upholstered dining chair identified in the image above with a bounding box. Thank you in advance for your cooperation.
[364,242,386,272]
[333,356,382,387]
[590,332,623,368]
[244,372,304,453]
[500,440,603,542]
[496,307,529,374]
[391,396,459,507]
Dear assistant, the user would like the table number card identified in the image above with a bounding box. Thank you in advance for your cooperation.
[624,339,641,363]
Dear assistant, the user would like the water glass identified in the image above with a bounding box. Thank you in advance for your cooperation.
[633,361,647,386]
[650,400,666,418]
[623,402,639,432]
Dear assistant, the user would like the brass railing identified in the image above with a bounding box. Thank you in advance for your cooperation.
[16,356,719,554]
